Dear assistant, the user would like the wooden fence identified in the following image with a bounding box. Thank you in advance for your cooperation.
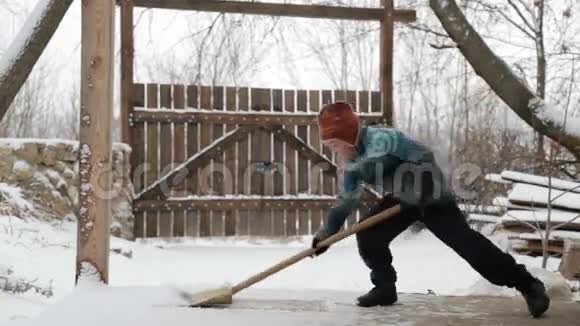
[130,83,387,238]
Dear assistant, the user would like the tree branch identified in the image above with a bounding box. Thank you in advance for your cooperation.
[429,0,580,159]
[507,0,537,33]
[0,0,74,122]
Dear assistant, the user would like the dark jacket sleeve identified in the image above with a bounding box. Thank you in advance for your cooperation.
[317,169,362,239]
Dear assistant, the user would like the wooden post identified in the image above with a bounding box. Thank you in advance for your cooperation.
[76,0,115,283]
[120,0,134,146]
[380,0,394,126]
[559,240,580,280]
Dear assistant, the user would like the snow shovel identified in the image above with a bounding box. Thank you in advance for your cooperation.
[190,203,402,307]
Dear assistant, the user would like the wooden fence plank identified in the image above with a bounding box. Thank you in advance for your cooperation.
[134,211,145,239]
[132,84,146,239]
[321,90,334,196]
[359,90,370,114]
[371,91,381,114]
[284,89,297,236]
[296,90,309,194]
[212,86,225,196]
[186,85,199,237]
[236,87,250,236]
[186,85,198,195]
[185,210,199,237]
[321,90,335,234]
[347,90,357,111]
[158,84,173,237]
[334,89,347,102]
[224,87,237,236]
[296,89,309,235]
[309,89,323,233]
[250,88,272,236]
[199,86,212,237]
[131,84,146,193]
[272,88,285,236]
[173,85,186,237]
[211,86,225,237]
[145,83,159,237]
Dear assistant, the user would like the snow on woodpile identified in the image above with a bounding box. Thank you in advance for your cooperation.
[487,170,580,263]
[502,209,580,226]
[509,183,580,211]
[501,170,580,194]
[485,173,512,184]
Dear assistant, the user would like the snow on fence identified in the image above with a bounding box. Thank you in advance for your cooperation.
[486,170,580,259]
[130,83,385,238]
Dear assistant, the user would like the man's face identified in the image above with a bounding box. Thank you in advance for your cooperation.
[323,138,356,159]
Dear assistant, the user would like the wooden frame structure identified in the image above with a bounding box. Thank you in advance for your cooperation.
[119,0,416,238]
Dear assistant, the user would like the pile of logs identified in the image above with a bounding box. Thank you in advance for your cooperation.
[478,171,580,280]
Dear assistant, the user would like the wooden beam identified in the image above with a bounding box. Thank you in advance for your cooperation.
[132,109,387,126]
[512,239,563,256]
[267,126,336,175]
[135,197,340,211]
[120,0,134,145]
[129,0,416,22]
[136,126,252,200]
[76,0,115,284]
[267,126,380,200]
[559,240,580,280]
[135,197,377,211]
[380,0,394,126]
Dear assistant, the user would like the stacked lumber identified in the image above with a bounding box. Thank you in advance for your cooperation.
[487,171,580,258]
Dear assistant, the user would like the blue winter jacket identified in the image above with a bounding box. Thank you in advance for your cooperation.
[317,126,451,238]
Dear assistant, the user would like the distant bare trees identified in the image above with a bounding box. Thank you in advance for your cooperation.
[144,12,282,87]
[0,0,73,122]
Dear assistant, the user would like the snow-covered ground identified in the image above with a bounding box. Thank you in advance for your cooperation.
[0,216,575,324]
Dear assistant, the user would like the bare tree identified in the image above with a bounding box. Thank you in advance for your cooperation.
[0,61,51,138]
[465,0,550,168]
[430,0,580,160]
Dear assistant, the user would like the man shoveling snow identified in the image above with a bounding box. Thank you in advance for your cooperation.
[311,102,550,318]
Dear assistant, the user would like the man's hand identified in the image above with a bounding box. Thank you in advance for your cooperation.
[311,233,330,257]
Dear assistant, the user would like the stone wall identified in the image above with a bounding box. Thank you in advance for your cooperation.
[0,139,134,239]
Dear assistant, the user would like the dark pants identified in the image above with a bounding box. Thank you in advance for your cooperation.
[356,196,536,290]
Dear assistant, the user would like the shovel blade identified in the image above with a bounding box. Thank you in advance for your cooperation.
[190,287,234,307]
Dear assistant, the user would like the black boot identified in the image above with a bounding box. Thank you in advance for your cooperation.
[518,279,550,318]
[356,284,397,307]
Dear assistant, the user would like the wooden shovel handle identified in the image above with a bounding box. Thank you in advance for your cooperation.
[232,204,401,294]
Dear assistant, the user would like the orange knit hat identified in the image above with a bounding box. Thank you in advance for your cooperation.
[319,102,359,146]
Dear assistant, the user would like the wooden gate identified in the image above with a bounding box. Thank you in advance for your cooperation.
[130,83,387,238]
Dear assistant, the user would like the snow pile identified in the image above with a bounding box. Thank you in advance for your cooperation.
[0,183,38,219]
[0,217,576,323]
[457,266,573,301]
[76,262,103,288]
[0,264,53,298]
